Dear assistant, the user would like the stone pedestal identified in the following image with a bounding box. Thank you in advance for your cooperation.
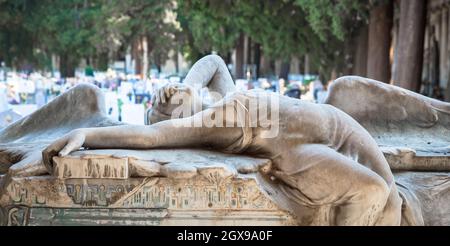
[0,149,296,226]
[0,175,295,226]
[1,149,449,226]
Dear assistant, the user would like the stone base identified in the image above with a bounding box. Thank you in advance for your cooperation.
[6,208,293,226]
[0,175,296,226]
[1,149,450,226]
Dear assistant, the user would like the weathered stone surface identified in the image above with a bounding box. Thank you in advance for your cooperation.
[62,149,271,179]
[0,175,295,226]
[1,150,449,226]
[327,76,450,172]
[24,209,291,226]
[383,147,450,171]
[53,155,129,179]
[0,84,123,177]
[0,149,288,226]
[395,171,450,226]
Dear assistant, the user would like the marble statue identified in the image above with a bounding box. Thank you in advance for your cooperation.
[1,55,449,226]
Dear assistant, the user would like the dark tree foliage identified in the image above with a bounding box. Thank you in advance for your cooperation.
[1,0,382,80]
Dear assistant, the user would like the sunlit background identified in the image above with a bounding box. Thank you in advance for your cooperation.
[0,0,444,127]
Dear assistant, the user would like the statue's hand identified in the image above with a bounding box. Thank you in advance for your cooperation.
[152,82,194,106]
[42,129,86,169]
[150,83,196,120]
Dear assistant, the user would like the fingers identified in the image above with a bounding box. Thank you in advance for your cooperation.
[42,137,68,169]
[164,86,172,100]
[159,85,166,104]
[41,130,86,169]
[169,86,175,96]
[42,148,58,170]
[155,83,182,105]
[58,142,78,157]
[59,133,85,157]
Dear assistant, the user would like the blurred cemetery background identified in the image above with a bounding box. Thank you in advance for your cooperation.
[0,0,445,127]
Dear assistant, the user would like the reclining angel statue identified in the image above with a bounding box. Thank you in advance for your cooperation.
[1,55,449,226]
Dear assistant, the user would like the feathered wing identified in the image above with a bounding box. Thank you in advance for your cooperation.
[324,76,450,171]
[0,83,122,176]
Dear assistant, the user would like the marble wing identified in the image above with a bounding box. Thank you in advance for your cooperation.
[0,83,122,176]
[325,76,450,171]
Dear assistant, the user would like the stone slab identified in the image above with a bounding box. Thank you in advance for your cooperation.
[1,149,450,226]
[53,155,129,179]
[381,146,450,171]
[0,174,296,226]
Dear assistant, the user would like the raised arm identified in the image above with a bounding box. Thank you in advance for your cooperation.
[183,54,237,97]
[149,55,237,124]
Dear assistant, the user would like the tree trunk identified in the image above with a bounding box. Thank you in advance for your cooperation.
[353,26,369,77]
[155,53,162,73]
[51,54,58,77]
[142,36,148,81]
[235,33,245,79]
[133,38,142,75]
[246,36,252,65]
[290,57,300,74]
[393,0,427,92]
[253,43,261,78]
[259,53,272,77]
[279,61,290,81]
[226,52,232,65]
[97,52,109,71]
[304,54,310,75]
[244,36,254,80]
[441,9,448,90]
[60,53,75,78]
[367,0,393,83]
[442,10,450,101]
[175,49,179,74]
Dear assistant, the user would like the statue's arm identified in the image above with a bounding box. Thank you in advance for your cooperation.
[43,108,242,170]
[149,55,237,124]
[183,54,237,97]
[153,54,236,106]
